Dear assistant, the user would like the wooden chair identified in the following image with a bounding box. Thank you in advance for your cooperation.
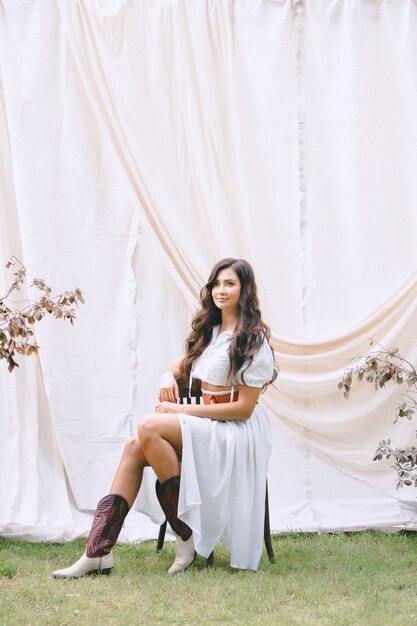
[156,377,275,565]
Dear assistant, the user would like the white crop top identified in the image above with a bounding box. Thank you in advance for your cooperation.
[191,325,275,389]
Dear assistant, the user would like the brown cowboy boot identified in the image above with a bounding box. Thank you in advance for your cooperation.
[52,494,129,578]
[86,494,129,557]
[155,476,191,540]
[156,476,195,573]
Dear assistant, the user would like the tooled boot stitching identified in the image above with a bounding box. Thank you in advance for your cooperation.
[86,494,129,558]
[155,476,192,541]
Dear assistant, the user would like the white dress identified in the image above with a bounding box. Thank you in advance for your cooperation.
[177,325,274,571]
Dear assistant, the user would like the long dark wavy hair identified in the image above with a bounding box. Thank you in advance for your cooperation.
[181,258,277,388]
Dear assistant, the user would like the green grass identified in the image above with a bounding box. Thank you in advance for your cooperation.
[1,532,417,625]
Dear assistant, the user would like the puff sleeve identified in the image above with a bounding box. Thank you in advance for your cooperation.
[236,338,275,388]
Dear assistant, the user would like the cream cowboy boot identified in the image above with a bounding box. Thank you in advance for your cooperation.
[52,494,129,578]
[156,475,196,573]
[168,534,196,574]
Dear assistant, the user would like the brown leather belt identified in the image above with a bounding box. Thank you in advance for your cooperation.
[201,383,239,404]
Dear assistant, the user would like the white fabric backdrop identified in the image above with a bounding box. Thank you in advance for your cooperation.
[1,0,417,543]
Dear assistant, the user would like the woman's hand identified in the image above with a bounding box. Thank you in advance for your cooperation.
[158,371,180,403]
[155,401,183,414]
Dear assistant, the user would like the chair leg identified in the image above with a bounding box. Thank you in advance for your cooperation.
[157,520,167,551]
[264,482,275,563]
[207,550,214,567]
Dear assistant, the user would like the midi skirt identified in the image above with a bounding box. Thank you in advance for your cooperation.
[177,404,272,571]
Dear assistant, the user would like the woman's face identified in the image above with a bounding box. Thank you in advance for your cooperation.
[211,267,241,314]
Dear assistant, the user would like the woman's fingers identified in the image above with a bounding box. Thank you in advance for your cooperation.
[158,372,179,403]
[155,401,178,413]
[158,386,178,403]
[158,387,178,402]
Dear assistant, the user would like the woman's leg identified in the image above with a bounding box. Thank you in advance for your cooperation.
[53,416,188,578]
[53,437,148,578]
[138,414,182,482]
[138,414,195,574]
[85,438,149,558]
[110,437,149,507]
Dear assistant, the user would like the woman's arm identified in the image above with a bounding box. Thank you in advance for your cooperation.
[155,385,261,421]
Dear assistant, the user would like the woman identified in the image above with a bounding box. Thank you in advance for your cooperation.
[53,258,277,578]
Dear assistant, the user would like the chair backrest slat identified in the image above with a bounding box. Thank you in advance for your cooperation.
[177,376,202,405]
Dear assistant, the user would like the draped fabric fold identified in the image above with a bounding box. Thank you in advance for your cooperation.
[1,0,417,540]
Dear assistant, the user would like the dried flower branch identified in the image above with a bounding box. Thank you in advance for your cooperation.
[338,339,417,489]
[0,257,84,372]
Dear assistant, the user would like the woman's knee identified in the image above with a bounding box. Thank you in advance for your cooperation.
[123,436,145,461]
[138,414,159,446]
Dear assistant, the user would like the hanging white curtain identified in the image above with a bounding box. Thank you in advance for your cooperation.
[1,0,417,542]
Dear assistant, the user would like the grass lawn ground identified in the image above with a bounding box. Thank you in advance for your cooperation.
[1,532,417,626]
